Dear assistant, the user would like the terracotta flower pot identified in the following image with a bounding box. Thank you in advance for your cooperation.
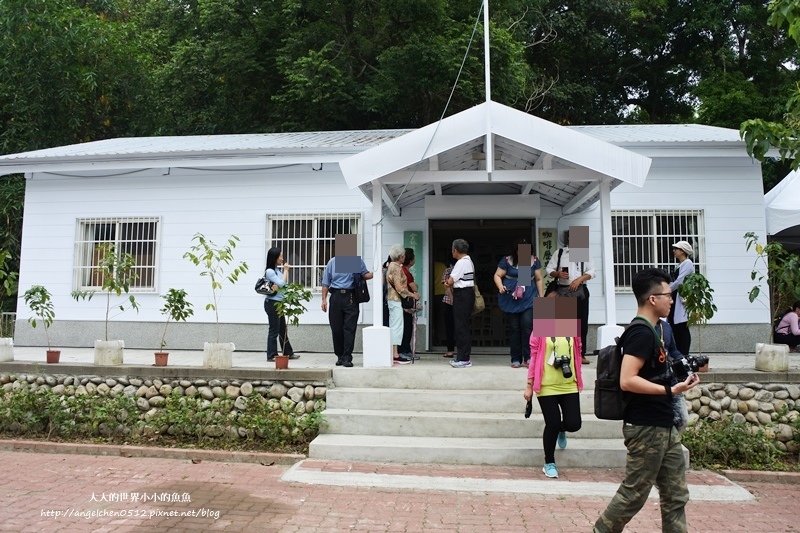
[154,352,169,367]
[275,354,290,370]
[46,350,60,364]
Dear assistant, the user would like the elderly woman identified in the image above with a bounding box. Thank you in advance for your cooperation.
[668,240,695,355]
[385,243,419,365]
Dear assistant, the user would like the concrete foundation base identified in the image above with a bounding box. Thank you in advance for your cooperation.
[596,324,625,352]
[94,340,124,365]
[755,343,789,372]
[0,338,13,362]
[204,342,234,369]
[362,326,392,368]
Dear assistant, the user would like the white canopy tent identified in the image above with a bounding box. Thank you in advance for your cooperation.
[765,170,800,253]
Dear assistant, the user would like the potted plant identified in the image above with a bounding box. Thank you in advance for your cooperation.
[183,233,248,369]
[677,272,717,366]
[22,285,59,363]
[274,283,312,369]
[71,242,139,365]
[155,288,194,366]
[744,232,800,370]
[0,250,17,362]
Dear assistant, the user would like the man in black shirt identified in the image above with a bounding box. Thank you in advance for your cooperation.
[594,268,700,533]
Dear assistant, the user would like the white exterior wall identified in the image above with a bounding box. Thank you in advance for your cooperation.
[16,165,375,327]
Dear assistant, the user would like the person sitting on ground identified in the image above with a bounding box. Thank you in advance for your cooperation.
[774,301,800,351]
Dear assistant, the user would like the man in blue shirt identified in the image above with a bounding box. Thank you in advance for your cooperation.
[321,256,373,367]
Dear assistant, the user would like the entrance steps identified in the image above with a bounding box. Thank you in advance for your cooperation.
[309,366,634,468]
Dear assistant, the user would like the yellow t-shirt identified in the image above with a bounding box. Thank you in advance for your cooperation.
[537,337,579,397]
[433,262,446,296]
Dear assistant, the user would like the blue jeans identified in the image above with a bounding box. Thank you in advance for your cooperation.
[507,307,533,364]
[264,299,293,358]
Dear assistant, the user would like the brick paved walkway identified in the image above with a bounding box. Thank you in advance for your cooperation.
[0,450,797,533]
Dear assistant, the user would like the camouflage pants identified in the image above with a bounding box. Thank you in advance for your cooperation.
[594,423,689,533]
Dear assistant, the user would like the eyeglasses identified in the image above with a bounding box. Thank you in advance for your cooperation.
[650,292,673,299]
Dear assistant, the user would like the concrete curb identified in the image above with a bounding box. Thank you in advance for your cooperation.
[722,469,800,485]
[0,439,304,465]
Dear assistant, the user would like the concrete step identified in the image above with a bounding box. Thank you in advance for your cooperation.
[332,367,597,391]
[309,434,636,468]
[321,409,623,439]
[326,388,597,414]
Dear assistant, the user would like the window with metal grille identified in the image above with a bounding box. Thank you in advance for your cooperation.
[612,210,704,291]
[267,213,362,292]
[74,218,159,291]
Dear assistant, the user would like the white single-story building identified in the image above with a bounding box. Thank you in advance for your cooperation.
[0,101,770,355]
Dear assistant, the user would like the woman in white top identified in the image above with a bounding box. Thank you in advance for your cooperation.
[668,240,695,356]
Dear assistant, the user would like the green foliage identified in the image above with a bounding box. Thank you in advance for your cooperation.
[678,273,717,355]
[275,283,312,351]
[159,288,193,350]
[183,233,248,342]
[22,285,55,350]
[0,385,323,452]
[682,419,789,471]
[0,249,17,299]
[70,242,140,341]
[744,232,800,340]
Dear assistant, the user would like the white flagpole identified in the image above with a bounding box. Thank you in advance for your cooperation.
[483,0,493,179]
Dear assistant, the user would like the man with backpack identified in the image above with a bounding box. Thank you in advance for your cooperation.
[594,268,700,533]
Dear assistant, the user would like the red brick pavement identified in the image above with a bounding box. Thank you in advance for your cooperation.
[0,450,797,533]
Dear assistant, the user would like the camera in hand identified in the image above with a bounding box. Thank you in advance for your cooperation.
[671,355,709,381]
[552,355,573,378]
[524,399,532,419]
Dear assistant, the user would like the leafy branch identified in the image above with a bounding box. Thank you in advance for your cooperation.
[159,288,193,350]
[183,233,248,343]
[275,283,312,351]
[70,242,140,341]
[678,273,717,355]
[23,285,55,350]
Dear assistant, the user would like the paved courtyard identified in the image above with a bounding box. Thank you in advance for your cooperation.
[0,447,797,533]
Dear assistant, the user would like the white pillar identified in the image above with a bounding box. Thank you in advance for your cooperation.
[363,180,392,367]
[597,177,624,349]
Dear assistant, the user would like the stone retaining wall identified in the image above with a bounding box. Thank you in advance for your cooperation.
[0,373,329,440]
[685,382,800,453]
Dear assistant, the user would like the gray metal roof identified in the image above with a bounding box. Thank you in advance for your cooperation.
[0,130,413,163]
[571,123,742,144]
[0,124,741,166]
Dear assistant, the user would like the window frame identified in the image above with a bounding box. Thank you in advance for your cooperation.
[266,213,363,293]
[611,209,705,292]
[73,217,160,292]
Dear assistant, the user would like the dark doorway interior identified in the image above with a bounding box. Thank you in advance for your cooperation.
[430,219,535,350]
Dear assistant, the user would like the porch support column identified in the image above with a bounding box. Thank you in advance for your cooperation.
[596,177,624,350]
[362,180,392,368]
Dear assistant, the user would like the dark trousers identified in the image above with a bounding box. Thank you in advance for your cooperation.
[774,331,800,348]
[507,307,533,364]
[671,321,691,356]
[400,311,413,354]
[536,393,582,463]
[264,299,293,358]
[329,290,359,363]
[452,287,474,361]
[578,291,589,358]
[444,303,455,351]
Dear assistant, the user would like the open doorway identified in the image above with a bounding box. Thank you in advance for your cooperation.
[429,219,536,351]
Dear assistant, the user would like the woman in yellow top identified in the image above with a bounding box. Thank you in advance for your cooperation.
[523,335,583,479]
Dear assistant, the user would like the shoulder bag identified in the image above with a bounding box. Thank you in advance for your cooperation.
[353,272,370,304]
[469,258,485,314]
[544,249,563,296]
[255,269,278,296]
[388,274,416,309]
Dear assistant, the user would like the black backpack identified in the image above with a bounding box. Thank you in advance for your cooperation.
[594,318,659,420]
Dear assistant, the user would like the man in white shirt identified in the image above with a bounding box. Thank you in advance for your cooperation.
[546,230,596,364]
[444,239,475,368]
